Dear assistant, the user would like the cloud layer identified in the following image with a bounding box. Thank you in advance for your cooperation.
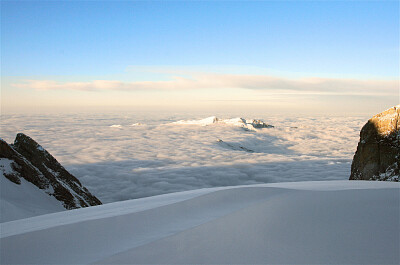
[1,112,367,203]
[12,72,398,95]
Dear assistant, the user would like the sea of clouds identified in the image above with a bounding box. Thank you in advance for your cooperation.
[1,111,368,203]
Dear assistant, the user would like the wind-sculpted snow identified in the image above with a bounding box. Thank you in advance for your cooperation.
[1,181,398,264]
[1,111,368,203]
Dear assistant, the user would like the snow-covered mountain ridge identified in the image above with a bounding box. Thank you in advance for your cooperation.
[0,133,101,222]
[172,116,274,130]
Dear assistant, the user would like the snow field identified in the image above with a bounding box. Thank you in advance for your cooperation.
[1,181,399,264]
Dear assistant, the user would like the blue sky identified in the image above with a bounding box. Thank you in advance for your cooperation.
[1,1,399,113]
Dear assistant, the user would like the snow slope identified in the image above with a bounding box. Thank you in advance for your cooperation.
[0,159,65,222]
[1,180,398,264]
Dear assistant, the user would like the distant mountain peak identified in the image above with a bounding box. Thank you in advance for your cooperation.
[172,116,274,130]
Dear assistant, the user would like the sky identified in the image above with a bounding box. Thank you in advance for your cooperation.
[1,0,399,115]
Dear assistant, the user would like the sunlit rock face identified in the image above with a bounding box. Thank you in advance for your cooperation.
[0,133,102,209]
[350,105,399,181]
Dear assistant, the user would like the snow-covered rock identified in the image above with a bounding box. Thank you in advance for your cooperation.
[172,116,274,131]
[0,133,101,221]
[350,105,399,181]
[249,119,274,129]
[1,181,398,264]
[0,168,65,223]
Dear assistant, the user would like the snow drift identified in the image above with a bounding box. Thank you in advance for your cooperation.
[1,180,398,264]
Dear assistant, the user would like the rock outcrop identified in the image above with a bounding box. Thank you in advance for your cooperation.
[350,105,399,181]
[0,133,102,209]
[249,119,274,129]
[217,139,255,153]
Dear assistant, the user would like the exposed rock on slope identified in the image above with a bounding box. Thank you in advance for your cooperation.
[350,105,399,181]
[217,139,255,153]
[0,133,102,209]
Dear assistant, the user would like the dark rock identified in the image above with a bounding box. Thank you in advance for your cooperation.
[350,106,399,181]
[0,138,46,186]
[0,134,102,209]
[250,119,274,129]
[217,139,255,153]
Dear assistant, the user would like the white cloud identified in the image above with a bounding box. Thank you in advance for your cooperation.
[12,72,398,96]
[1,112,367,203]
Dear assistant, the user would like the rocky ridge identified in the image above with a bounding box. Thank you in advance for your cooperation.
[350,105,399,181]
[173,116,274,131]
[0,133,102,209]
